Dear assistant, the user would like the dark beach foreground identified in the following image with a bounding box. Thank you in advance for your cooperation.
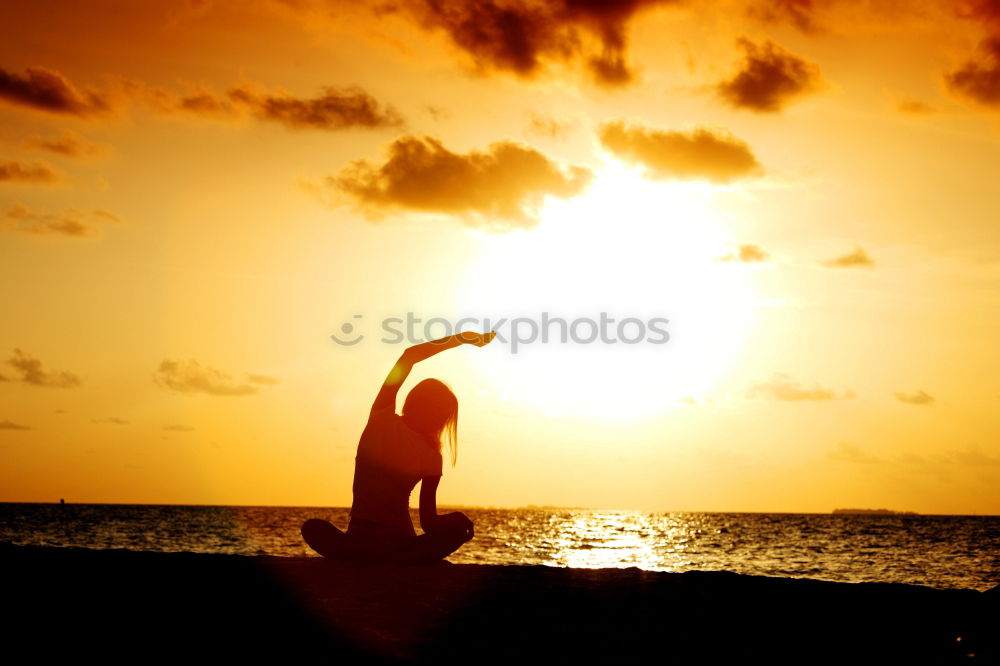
[3,544,996,664]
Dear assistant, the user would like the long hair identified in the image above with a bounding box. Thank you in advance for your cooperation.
[402,378,458,466]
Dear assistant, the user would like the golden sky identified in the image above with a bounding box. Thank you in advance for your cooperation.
[2,0,1000,514]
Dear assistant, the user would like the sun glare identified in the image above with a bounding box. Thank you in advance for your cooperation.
[456,161,758,422]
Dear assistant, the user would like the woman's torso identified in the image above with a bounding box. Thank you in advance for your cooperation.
[349,407,443,535]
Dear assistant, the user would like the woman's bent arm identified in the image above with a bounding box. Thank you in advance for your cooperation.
[419,475,474,537]
[370,331,495,413]
[419,475,442,532]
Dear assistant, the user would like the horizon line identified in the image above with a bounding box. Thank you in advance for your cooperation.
[0,500,995,517]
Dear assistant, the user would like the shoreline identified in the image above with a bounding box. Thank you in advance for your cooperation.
[4,543,997,663]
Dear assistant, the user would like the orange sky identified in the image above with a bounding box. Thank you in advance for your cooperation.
[2,0,999,514]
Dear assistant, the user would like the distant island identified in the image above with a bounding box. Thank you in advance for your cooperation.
[832,508,919,515]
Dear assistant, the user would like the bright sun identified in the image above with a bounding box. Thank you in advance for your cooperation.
[456,161,758,422]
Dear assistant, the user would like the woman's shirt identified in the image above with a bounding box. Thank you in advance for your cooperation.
[350,406,443,533]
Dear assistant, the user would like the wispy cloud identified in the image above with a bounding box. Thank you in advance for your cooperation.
[3,349,81,388]
[896,97,936,115]
[821,244,874,268]
[0,159,59,184]
[717,244,769,263]
[525,112,573,139]
[155,359,277,396]
[747,372,856,401]
[828,441,882,464]
[893,389,935,406]
[2,203,121,238]
[24,132,104,159]
[163,424,196,432]
[128,79,404,131]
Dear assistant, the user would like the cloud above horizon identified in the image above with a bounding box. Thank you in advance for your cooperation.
[747,0,826,34]
[526,112,573,139]
[91,416,130,425]
[225,85,403,131]
[0,66,113,117]
[24,132,103,159]
[947,36,1000,107]
[822,244,874,268]
[828,441,882,464]
[0,160,59,184]
[2,65,402,132]
[155,359,278,396]
[163,424,196,432]
[329,136,592,230]
[2,349,81,388]
[133,80,405,131]
[747,372,856,401]
[894,389,935,406]
[3,203,121,238]
[599,121,762,184]
[0,420,32,431]
[718,243,769,263]
[716,38,822,112]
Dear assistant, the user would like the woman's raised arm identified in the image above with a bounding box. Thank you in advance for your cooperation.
[370,330,495,413]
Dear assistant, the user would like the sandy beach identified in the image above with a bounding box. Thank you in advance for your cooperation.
[3,543,996,664]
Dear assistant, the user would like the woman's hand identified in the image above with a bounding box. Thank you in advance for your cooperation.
[458,330,496,347]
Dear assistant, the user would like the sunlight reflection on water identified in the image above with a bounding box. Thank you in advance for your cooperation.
[2,504,998,590]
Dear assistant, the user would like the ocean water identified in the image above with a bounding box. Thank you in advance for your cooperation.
[1,503,997,591]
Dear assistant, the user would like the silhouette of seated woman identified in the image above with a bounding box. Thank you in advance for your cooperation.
[302,330,495,564]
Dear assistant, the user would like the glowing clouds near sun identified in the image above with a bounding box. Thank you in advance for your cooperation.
[598,121,762,184]
[328,136,593,231]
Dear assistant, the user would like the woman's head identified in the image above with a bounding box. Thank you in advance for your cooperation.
[402,378,458,466]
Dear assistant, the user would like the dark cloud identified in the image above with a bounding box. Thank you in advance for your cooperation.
[225,85,403,130]
[747,372,856,401]
[947,37,1000,107]
[386,0,681,87]
[946,2,1000,106]
[894,389,935,406]
[0,66,112,117]
[599,120,762,183]
[176,90,238,117]
[956,0,1000,25]
[718,243,769,263]
[3,71,402,132]
[91,417,130,425]
[0,160,59,184]
[822,244,874,268]
[717,39,822,112]
[142,82,403,131]
[155,359,276,396]
[330,136,592,230]
[748,0,823,33]
[0,420,32,431]
[3,203,119,238]
[4,349,81,388]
